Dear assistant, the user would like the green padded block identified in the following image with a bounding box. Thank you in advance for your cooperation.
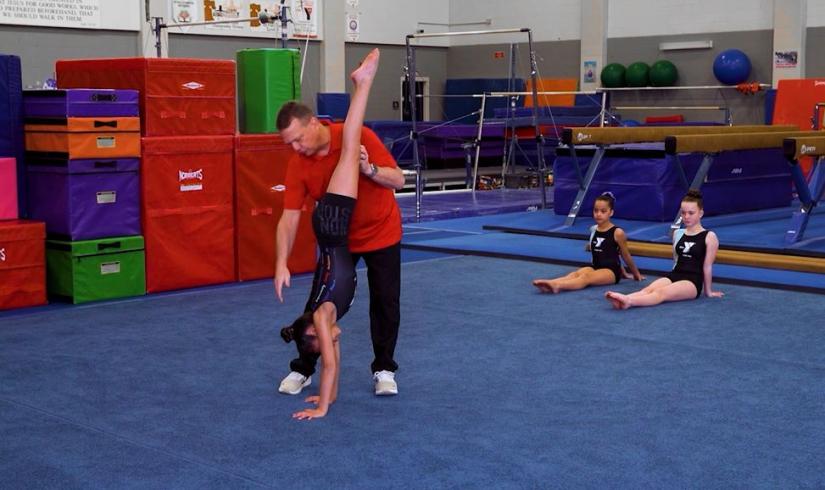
[46,235,146,304]
[237,48,301,134]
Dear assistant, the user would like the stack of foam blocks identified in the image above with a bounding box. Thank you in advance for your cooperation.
[235,48,315,281]
[56,58,238,292]
[1,53,47,311]
[23,88,145,304]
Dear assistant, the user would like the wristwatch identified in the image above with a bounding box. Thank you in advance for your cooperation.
[368,163,379,178]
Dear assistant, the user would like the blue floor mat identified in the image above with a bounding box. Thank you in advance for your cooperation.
[397,187,551,223]
[2,257,824,487]
[476,207,825,255]
[402,231,825,292]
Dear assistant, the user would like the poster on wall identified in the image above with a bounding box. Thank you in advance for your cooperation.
[0,0,102,29]
[583,61,597,84]
[774,51,798,69]
[346,13,359,42]
[167,0,319,39]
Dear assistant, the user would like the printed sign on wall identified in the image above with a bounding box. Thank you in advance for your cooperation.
[168,0,319,39]
[0,0,102,29]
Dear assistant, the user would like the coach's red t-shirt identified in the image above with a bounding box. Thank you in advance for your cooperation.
[284,124,402,253]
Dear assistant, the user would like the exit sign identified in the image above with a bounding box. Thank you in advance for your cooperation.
[493,51,505,59]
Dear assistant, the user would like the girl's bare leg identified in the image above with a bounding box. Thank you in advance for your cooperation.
[325,48,380,199]
[606,278,695,309]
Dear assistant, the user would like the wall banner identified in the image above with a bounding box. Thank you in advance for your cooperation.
[0,0,101,29]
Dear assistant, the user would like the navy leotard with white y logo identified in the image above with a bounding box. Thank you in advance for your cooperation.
[590,226,623,284]
[666,230,709,297]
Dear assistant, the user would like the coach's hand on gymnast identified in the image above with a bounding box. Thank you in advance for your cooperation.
[274,265,291,302]
[358,145,371,175]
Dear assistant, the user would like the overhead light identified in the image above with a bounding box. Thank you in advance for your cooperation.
[659,40,713,51]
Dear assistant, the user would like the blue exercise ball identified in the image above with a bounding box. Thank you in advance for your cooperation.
[713,49,751,85]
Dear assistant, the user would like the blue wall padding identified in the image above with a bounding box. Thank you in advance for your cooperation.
[553,145,792,221]
[0,54,25,216]
[443,78,525,123]
[316,92,351,120]
[764,89,778,125]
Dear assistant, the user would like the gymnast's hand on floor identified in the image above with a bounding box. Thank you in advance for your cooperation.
[304,395,336,405]
[293,407,328,420]
[706,290,724,298]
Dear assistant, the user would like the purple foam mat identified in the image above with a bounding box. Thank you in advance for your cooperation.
[24,89,139,119]
[27,157,141,240]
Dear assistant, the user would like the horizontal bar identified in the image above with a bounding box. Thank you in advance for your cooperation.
[602,84,770,92]
[418,19,492,27]
[407,28,528,39]
[414,94,483,98]
[613,106,727,111]
[665,130,820,154]
[165,13,277,29]
[483,90,601,97]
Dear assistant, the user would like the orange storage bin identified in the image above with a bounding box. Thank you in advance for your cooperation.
[0,220,47,310]
[234,134,316,281]
[56,58,236,136]
[25,117,141,159]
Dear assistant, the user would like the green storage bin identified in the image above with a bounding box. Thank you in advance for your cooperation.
[237,48,301,134]
[46,235,146,304]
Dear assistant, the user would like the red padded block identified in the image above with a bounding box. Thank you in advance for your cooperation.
[0,157,18,220]
[772,78,825,175]
[234,134,316,281]
[143,206,234,293]
[141,135,235,292]
[56,58,236,136]
[141,135,234,211]
[645,115,684,124]
[0,220,46,310]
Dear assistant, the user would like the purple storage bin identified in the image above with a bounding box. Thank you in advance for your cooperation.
[23,89,139,119]
[27,156,141,240]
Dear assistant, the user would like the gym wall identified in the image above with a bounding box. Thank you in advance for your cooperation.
[346,44,448,122]
[0,26,138,87]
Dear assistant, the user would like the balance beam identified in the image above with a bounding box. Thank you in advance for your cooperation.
[663,130,822,233]
[782,135,825,244]
[558,125,799,227]
[562,124,797,146]
[783,135,825,160]
[628,241,825,274]
[664,130,819,155]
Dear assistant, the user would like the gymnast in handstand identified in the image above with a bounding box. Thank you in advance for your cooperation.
[605,189,724,309]
[280,48,380,420]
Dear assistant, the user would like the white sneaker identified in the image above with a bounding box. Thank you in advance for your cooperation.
[278,371,311,395]
[373,370,398,396]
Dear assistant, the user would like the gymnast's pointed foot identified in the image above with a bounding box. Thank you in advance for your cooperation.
[351,48,380,85]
